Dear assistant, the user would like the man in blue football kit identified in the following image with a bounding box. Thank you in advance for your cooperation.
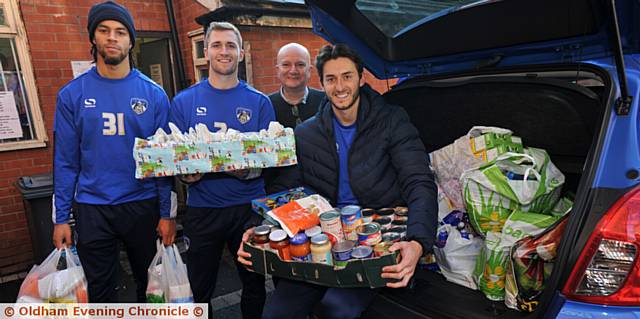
[169,22,274,318]
[52,1,176,302]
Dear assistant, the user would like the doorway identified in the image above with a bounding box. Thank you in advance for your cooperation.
[133,34,177,98]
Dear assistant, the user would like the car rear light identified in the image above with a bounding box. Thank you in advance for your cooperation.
[563,186,640,305]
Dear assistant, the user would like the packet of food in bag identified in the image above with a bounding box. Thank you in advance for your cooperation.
[505,216,568,312]
[267,194,332,237]
[37,266,85,300]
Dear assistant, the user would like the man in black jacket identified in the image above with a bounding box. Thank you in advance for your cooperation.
[264,43,325,194]
[239,44,437,319]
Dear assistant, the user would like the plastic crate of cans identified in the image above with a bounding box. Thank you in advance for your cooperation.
[244,241,399,288]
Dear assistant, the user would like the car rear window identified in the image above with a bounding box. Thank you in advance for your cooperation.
[355,0,487,37]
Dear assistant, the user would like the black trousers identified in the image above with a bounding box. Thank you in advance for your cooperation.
[262,279,378,319]
[184,204,265,319]
[75,198,160,302]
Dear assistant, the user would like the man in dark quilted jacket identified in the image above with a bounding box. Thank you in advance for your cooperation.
[239,43,438,319]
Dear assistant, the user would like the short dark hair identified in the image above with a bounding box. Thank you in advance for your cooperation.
[315,44,364,82]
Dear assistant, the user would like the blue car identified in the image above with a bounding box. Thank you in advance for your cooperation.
[306,0,640,318]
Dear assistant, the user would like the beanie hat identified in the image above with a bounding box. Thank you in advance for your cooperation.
[87,1,136,48]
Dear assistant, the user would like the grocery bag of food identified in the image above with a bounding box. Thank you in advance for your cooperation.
[146,241,166,303]
[431,126,524,209]
[17,248,88,303]
[505,216,569,312]
[462,147,565,235]
[549,196,573,217]
[500,210,563,248]
[146,240,194,303]
[474,231,508,300]
[434,224,483,289]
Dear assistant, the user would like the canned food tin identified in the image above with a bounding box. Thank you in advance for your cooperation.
[351,245,373,259]
[361,208,376,223]
[373,241,392,257]
[356,222,382,246]
[341,205,363,241]
[320,210,345,244]
[305,226,322,239]
[373,217,392,230]
[391,219,406,227]
[332,240,355,267]
[382,232,401,243]
[376,207,395,220]
[388,226,407,239]
[394,207,409,222]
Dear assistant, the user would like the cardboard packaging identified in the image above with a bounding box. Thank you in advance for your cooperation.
[245,242,399,288]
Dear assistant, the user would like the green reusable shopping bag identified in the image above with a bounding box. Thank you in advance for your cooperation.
[461,148,564,235]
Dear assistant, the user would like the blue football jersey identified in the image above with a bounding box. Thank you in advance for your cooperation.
[53,67,172,223]
[169,80,275,208]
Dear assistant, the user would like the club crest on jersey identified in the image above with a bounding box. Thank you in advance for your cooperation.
[131,98,148,115]
[236,107,251,124]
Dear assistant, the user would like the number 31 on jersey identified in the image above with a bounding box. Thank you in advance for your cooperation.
[103,112,125,136]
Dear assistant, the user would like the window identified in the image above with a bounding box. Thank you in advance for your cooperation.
[355,0,483,37]
[189,29,253,85]
[191,33,207,82]
[0,0,47,151]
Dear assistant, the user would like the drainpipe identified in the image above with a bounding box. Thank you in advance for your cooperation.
[166,0,187,90]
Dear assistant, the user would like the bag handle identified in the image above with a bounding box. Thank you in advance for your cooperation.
[63,247,80,269]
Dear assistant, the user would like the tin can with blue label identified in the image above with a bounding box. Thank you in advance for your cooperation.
[332,240,355,267]
[341,205,362,241]
[356,222,382,246]
[351,245,373,259]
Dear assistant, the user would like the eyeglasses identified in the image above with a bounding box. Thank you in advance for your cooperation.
[277,62,308,70]
[291,104,302,125]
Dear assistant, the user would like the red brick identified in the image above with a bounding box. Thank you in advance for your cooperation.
[1,204,23,214]
[0,168,21,179]
[2,158,34,170]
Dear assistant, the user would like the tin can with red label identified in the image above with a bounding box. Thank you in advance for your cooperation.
[320,210,345,244]
[356,223,382,246]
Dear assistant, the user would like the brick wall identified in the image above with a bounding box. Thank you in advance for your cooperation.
[173,0,209,87]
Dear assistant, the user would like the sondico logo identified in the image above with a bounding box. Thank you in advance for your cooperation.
[84,98,96,108]
[196,106,207,116]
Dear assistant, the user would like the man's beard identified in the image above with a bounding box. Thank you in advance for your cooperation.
[330,88,360,111]
[212,63,237,76]
[98,46,128,66]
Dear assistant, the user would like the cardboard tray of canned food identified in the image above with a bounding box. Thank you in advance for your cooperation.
[244,203,410,288]
[245,241,399,288]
